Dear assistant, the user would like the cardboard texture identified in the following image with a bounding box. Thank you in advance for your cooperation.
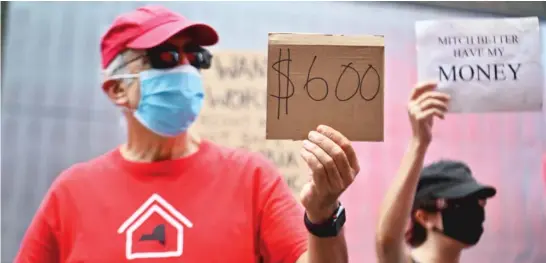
[191,51,308,194]
[266,33,385,141]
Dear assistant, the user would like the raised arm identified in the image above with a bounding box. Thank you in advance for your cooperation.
[375,82,449,263]
[297,125,359,263]
[254,124,358,263]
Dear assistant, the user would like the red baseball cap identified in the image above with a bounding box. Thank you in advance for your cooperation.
[100,5,219,69]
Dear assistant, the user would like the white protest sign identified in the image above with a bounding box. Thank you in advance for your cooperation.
[416,17,542,113]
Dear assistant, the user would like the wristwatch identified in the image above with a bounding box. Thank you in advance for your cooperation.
[304,203,346,237]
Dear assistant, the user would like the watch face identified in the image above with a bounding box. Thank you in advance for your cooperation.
[333,206,346,231]
[334,205,345,221]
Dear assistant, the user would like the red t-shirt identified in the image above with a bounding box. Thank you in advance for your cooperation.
[15,140,308,263]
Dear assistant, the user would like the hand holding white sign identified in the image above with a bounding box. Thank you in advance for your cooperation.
[407,82,450,145]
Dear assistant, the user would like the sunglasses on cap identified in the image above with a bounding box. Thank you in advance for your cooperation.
[147,43,213,70]
[103,43,212,89]
[109,43,213,74]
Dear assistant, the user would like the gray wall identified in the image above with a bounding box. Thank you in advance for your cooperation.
[2,2,546,262]
[413,1,546,19]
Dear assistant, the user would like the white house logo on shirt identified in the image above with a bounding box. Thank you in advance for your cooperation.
[117,194,193,260]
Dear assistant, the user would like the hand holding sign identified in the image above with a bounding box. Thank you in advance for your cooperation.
[266,33,385,141]
[416,17,542,113]
[407,82,451,145]
[300,124,359,223]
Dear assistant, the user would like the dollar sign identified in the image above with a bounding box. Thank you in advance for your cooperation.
[270,48,296,119]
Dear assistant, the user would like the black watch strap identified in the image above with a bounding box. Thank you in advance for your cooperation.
[304,203,346,238]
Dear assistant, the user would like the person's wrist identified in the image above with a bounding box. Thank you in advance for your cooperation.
[410,137,430,152]
[305,202,339,224]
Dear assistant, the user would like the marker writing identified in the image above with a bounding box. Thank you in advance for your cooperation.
[270,48,381,119]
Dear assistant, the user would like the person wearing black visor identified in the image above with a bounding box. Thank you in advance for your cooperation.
[375,82,497,263]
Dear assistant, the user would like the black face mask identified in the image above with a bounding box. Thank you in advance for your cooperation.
[434,201,485,245]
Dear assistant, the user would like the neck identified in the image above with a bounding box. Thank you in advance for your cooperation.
[121,115,200,162]
[411,235,462,263]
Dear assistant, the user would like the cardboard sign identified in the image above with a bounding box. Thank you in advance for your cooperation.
[191,51,308,194]
[266,33,385,141]
[416,17,543,113]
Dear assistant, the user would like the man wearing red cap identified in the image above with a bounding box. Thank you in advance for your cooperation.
[15,6,359,263]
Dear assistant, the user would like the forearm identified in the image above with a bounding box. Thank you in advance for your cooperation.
[306,229,348,263]
[376,139,428,246]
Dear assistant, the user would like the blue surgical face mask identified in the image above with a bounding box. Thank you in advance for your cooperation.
[115,64,204,137]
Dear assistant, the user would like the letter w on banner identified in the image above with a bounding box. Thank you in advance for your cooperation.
[415,17,543,113]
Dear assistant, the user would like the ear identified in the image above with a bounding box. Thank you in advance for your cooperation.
[414,209,434,229]
[103,80,129,106]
